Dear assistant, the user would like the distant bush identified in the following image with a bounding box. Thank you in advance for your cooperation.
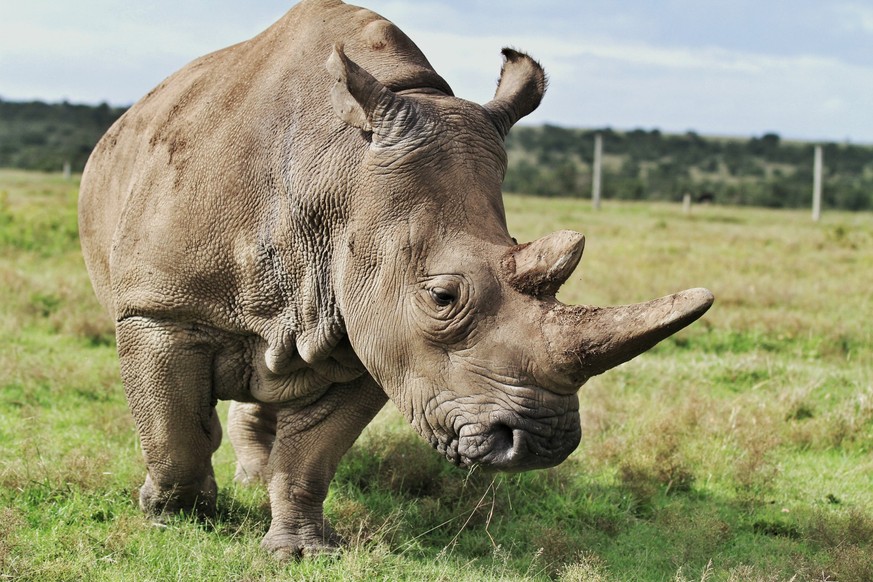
[0,98,126,173]
[504,126,873,211]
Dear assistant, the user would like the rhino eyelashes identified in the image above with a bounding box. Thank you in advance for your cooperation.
[417,275,469,317]
[429,287,456,307]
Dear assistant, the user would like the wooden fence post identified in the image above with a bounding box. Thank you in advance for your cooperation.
[592,133,602,210]
[812,145,822,222]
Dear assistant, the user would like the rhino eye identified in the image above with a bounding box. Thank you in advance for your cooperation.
[430,287,456,307]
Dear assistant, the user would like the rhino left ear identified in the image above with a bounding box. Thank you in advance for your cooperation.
[326,44,382,132]
[326,44,423,148]
[484,48,547,139]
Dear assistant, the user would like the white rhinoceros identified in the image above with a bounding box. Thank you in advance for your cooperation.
[78,0,713,557]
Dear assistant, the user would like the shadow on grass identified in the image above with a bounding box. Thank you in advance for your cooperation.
[284,426,873,581]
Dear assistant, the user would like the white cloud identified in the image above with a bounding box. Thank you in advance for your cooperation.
[837,2,873,33]
[397,26,873,141]
[542,45,873,142]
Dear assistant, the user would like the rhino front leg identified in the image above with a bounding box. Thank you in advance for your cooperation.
[262,377,387,558]
[116,317,222,517]
[227,400,278,484]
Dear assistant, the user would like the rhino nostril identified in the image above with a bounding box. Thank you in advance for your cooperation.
[491,423,516,456]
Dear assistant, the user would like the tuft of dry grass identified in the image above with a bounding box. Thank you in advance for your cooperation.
[0,507,26,576]
[558,552,611,582]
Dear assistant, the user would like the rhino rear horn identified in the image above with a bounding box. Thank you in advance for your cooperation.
[326,44,424,147]
[484,48,547,138]
[504,230,585,297]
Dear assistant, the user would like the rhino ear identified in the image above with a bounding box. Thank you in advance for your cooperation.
[326,44,378,132]
[484,48,547,139]
[326,44,422,147]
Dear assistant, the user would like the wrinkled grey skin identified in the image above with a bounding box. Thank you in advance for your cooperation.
[78,0,713,558]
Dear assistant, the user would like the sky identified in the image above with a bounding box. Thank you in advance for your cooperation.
[1,0,872,143]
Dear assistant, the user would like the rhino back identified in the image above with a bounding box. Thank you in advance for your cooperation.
[79,0,451,332]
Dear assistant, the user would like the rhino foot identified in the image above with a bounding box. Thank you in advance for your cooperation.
[261,520,342,559]
[139,472,218,519]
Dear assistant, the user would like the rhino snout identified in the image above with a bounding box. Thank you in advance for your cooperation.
[455,409,581,472]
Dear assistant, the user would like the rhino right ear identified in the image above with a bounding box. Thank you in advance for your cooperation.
[326,44,422,148]
[484,49,547,139]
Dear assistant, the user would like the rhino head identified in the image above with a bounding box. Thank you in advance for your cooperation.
[327,46,713,472]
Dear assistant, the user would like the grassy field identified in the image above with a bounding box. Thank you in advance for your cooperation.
[1,168,871,581]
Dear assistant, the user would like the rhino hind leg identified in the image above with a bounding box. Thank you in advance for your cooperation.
[227,401,278,484]
[262,377,386,558]
[116,317,223,518]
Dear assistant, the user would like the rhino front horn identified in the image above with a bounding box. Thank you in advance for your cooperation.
[504,230,585,297]
[543,287,715,390]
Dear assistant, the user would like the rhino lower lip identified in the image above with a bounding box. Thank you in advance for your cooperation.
[431,435,462,466]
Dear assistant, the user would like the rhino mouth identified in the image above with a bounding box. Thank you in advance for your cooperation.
[432,408,581,472]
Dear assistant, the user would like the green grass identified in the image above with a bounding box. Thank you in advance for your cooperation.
[2,168,872,580]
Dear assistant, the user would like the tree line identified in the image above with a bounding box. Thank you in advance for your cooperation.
[504,125,873,211]
[0,98,126,173]
[1,99,871,211]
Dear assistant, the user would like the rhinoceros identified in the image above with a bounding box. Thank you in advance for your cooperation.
[78,0,713,557]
